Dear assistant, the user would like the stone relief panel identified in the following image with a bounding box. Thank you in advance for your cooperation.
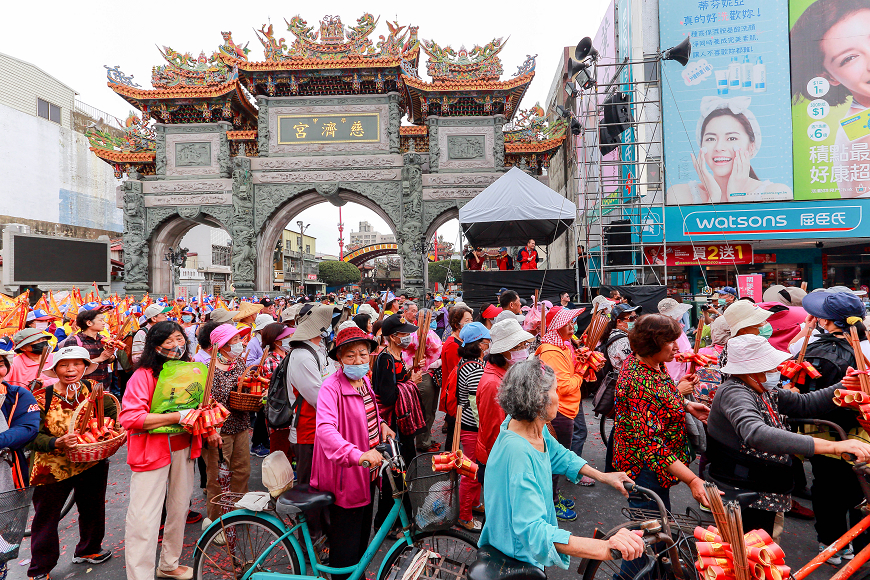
[422,188,485,200]
[144,193,232,207]
[175,142,212,166]
[166,133,220,176]
[145,207,181,239]
[437,126,495,170]
[143,179,233,193]
[423,200,460,232]
[422,173,501,187]
[252,169,400,184]
[398,151,425,285]
[251,155,402,171]
[268,104,389,155]
[231,157,256,292]
[122,180,148,292]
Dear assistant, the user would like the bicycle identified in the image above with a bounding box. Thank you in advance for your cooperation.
[192,440,479,580]
[470,481,758,580]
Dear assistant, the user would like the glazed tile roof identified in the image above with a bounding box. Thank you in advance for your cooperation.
[90,149,156,162]
[401,70,534,92]
[505,135,567,153]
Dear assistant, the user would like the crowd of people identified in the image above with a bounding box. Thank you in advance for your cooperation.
[1,281,870,579]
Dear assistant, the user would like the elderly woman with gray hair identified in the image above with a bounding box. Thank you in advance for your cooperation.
[477,357,644,571]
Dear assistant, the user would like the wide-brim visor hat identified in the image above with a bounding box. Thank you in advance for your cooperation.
[12,328,50,351]
[658,298,692,320]
[546,307,585,331]
[481,304,503,319]
[802,290,866,328]
[44,346,98,378]
[719,335,790,375]
[210,324,251,350]
[328,326,378,360]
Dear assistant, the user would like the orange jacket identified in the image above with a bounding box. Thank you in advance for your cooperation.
[536,343,584,419]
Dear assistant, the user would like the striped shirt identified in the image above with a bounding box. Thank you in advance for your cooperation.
[457,358,486,431]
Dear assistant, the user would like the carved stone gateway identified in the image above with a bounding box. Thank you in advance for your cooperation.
[99,15,565,297]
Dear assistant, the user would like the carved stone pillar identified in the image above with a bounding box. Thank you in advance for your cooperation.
[155,126,166,176]
[257,97,270,157]
[427,118,439,173]
[388,92,401,155]
[230,157,256,294]
[494,114,506,172]
[398,150,425,296]
[122,180,149,296]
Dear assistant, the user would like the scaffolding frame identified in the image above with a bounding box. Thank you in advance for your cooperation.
[573,55,667,297]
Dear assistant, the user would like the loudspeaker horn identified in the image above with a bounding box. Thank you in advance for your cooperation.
[567,58,595,89]
[575,37,599,62]
[662,37,692,66]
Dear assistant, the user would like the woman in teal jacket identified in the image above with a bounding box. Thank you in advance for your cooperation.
[478,357,644,570]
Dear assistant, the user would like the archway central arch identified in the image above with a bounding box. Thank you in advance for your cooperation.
[148,213,230,296]
[256,189,400,292]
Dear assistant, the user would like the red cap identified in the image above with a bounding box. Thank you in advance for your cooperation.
[481,304,503,319]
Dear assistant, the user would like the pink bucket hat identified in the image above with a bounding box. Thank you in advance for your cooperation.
[210,324,251,350]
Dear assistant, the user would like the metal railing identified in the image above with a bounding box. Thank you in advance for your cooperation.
[72,99,126,137]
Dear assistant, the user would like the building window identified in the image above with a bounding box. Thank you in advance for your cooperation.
[37,98,60,124]
[305,244,310,254]
[297,236,302,248]
[212,244,231,267]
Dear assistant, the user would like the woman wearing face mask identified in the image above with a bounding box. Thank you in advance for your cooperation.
[201,324,252,526]
[311,325,395,580]
[179,307,198,353]
[26,309,60,351]
[787,291,870,561]
[706,334,870,535]
[8,328,57,389]
[371,313,422,532]
[440,306,473,450]
[454,321,491,530]
[60,304,116,391]
[476,319,534,492]
[258,322,295,461]
[121,321,218,580]
[29,346,117,580]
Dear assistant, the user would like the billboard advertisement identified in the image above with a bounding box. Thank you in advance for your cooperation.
[791,0,870,200]
[660,0,795,205]
[643,244,753,266]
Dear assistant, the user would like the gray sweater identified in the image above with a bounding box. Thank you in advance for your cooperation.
[707,378,838,457]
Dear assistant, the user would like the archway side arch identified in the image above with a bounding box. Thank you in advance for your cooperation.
[255,186,401,292]
[147,209,231,295]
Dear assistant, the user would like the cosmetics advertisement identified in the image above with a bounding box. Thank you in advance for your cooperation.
[791,0,870,200]
[660,0,794,205]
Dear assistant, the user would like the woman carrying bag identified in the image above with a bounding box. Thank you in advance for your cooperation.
[28,347,116,580]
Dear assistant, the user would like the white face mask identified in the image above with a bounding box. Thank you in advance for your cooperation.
[34,321,49,331]
[762,371,781,390]
[281,338,293,349]
[509,349,529,363]
[229,342,244,357]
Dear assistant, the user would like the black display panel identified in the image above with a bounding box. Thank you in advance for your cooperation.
[11,235,109,284]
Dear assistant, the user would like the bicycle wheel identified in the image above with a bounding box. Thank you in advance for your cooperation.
[578,521,697,580]
[378,528,479,580]
[193,513,301,580]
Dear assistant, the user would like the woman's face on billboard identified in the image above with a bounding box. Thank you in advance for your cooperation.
[821,9,870,105]
[701,115,753,178]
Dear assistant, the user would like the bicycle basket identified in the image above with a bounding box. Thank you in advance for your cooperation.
[0,487,33,563]
[406,452,460,532]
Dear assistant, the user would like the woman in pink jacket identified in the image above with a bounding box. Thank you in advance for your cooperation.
[119,321,221,580]
[311,325,395,580]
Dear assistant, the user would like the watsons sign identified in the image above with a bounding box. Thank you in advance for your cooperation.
[663,201,867,241]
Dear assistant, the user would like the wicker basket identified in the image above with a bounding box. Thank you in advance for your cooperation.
[228,364,265,412]
[67,392,127,463]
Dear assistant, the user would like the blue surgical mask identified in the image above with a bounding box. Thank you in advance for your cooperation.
[343,363,370,381]
[718,299,727,306]
[626,321,635,331]
[182,315,193,323]
[759,323,773,339]
[430,320,437,331]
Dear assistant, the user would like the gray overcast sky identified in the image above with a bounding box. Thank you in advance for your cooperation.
[3,0,611,255]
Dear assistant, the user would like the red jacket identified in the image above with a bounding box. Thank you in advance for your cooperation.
[518,247,538,270]
[476,363,506,465]
[439,336,461,415]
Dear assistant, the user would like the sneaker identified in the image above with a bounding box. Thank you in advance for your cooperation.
[840,544,855,560]
[186,510,203,525]
[555,500,577,522]
[457,518,482,531]
[202,517,213,531]
[29,574,50,580]
[426,442,441,452]
[72,550,112,565]
[578,475,596,487]
[820,543,842,566]
[213,530,226,546]
[472,503,485,515]
[558,492,575,509]
[786,500,815,520]
[251,444,270,458]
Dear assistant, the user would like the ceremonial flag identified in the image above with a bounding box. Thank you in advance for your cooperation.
[47,291,63,318]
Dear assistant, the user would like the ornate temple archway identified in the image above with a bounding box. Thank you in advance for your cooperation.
[147,213,230,295]
[255,188,399,291]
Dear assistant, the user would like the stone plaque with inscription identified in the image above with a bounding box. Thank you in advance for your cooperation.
[277,113,379,145]
[447,135,486,160]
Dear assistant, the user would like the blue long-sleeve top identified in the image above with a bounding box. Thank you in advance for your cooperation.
[479,417,587,570]
[0,382,40,488]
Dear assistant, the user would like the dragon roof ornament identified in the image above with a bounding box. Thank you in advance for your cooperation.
[421,37,506,82]
[86,111,156,153]
[152,46,233,88]
[249,13,418,62]
[504,103,567,143]
[104,65,140,88]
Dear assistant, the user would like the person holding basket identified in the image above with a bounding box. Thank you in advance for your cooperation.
[28,346,118,580]
[121,321,216,580]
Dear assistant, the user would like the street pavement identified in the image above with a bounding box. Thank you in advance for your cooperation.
[8,403,846,580]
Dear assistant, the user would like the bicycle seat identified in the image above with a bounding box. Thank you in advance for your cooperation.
[276,484,334,516]
[468,545,546,580]
[705,474,760,508]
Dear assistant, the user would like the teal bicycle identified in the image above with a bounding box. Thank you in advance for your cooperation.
[193,441,478,580]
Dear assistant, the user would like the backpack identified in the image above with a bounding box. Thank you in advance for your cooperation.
[442,359,477,417]
[592,331,629,418]
[266,342,320,430]
[796,334,861,432]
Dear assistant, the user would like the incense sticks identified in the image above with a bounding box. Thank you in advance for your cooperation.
[849,327,870,394]
[413,310,432,370]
